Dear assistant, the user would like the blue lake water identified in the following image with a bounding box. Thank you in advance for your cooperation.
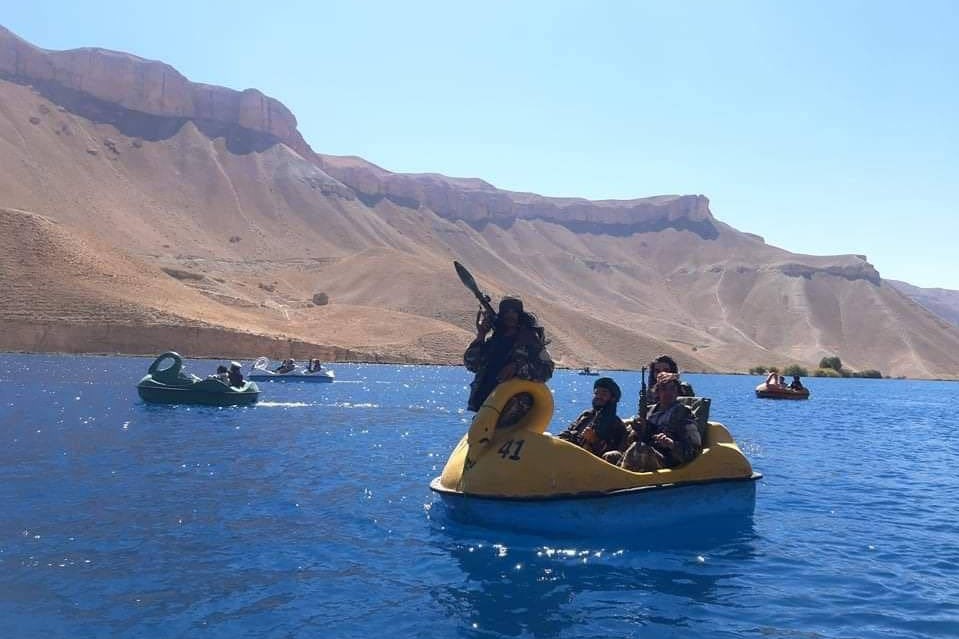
[0,353,957,638]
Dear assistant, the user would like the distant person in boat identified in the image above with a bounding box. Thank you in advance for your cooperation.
[557,377,627,459]
[306,359,322,372]
[648,355,695,397]
[789,375,805,391]
[778,375,786,386]
[615,372,702,472]
[583,366,591,374]
[228,362,245,388]
[275,359,296,374]
[464,296,554,412]
[210,365,229,383]
[764,371,782,388]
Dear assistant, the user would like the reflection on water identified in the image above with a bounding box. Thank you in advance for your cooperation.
[430,510,759,637]
[255,401,313,408]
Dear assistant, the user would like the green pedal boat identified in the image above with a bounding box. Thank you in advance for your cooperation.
[137,352,260,406]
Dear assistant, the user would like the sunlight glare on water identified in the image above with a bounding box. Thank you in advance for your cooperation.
[0,354,957,638]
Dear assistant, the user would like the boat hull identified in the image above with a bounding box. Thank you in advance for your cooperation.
[431,475,760,537]
[137,381,260,406]
[136,352,261,406]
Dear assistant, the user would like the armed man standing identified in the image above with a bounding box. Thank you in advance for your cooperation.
[463,296,554,412]
[454,261,553,413]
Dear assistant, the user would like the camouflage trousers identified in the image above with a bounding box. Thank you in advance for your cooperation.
[603,442,666,472]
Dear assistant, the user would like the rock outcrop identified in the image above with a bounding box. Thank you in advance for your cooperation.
[776,260,881,285]
[318,155,720,238]
[0,25,722,239]
[0,25,313,157]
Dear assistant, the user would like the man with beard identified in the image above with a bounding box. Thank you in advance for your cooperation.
[617,372,702,472]
[557,377,627,460]
[464,296,554,413]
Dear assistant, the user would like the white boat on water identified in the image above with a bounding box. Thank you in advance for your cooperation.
[247,357,335,383]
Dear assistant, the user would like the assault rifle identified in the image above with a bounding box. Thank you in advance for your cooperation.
[638,366,648,420]
[454,261,498,324]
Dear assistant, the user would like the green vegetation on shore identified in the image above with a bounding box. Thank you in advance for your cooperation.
[749,355,883,379]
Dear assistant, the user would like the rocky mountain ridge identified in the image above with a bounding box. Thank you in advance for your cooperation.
[888,280,959,328]
[0,25,304,149]
[1,25,957,378]
[0,26,742,240]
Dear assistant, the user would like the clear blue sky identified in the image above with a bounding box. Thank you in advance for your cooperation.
[5,1,958,288]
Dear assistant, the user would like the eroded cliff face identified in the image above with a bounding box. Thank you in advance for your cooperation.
[0,25,312,157]
[0,25,724,239]
[317,155,721,238]
[1,24,957,376]
[777,261,880,286]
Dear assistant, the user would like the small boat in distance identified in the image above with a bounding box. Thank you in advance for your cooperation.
[577,366,600,376]
[247,357,335,383]
[755,371,810,399]
[755,382,810,400]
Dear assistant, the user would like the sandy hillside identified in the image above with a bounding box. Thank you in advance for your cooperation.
[2,25,959,378]
[889,280,959,329]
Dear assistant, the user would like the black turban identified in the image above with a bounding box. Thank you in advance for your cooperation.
[593,377,621,402]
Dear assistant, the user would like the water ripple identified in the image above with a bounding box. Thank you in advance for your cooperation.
[0,356,957,638]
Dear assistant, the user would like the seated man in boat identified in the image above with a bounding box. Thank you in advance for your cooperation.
[613,372,702,472]
[648,355,695,397]
[228,362,245,388]
[463,296,554,414]
[275,359,297,374]
[556,377,627,459]
[209,365,230,383]
[789,375,805,391]
[306,358,323,373]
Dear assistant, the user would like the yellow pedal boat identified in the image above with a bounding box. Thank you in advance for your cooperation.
[430,379,760,535]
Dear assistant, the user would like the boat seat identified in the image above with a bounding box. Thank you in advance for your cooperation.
[676,396,711,442]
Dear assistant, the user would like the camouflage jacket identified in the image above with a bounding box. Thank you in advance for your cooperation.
[628,401,702,467]
[464,325,554,411]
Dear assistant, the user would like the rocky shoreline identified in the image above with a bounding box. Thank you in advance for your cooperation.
[0,320,443,365]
